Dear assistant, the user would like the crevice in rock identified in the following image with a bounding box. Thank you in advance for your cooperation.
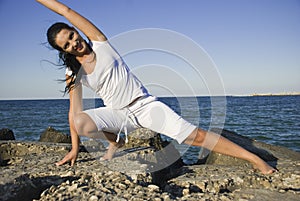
[282,187,300,192]
[0,158,9,166]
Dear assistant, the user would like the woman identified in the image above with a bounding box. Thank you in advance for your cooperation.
[36,0,276,174]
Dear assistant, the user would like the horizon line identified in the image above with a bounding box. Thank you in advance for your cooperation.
[1,92,300,101]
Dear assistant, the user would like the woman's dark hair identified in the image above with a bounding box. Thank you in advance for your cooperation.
[47,22,84,94]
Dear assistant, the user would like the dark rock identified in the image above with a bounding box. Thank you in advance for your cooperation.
[39,127,71,143]
[126,128,184,185]
[0,128,15,140]
[149,141,185,187]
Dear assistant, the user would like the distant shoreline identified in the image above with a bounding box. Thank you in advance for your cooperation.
[250,92,300,97]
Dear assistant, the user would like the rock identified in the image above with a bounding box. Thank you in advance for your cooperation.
[124,128,159,148]
[39,127,71,143]
[0,128,15,140]
[107,128,184,186]
[147,184,160,192]
[81,139,106,152]
[0,129,299,201]
[204,128,279,166]
[0,141,70,161]
[89,195,98,201]
[166,129,300,200]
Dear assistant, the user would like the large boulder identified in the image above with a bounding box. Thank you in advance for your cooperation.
[109,128,184,186]
[39,127,71,143]
[0,128,15,140]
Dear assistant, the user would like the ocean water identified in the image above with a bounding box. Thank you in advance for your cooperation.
[0,95,299,163]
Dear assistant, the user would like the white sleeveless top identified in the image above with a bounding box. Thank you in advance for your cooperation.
[66,40,149,109]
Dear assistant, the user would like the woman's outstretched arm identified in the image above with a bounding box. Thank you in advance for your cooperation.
[55,76,83,166]
[36,0,106,41]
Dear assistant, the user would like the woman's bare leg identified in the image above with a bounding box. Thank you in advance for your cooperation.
[100,132,125,160]
[74,112,124,160]
[184,128,276,174]
[85,129,125,161]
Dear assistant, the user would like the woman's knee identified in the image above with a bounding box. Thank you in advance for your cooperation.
[73,112,97,136]
[184,128,207,146]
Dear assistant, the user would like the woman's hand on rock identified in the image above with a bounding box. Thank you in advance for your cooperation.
[55,149,78,166]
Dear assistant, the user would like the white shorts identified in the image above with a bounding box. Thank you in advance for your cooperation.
[84,96,197,144]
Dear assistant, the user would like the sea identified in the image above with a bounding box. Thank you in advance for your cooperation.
[0,95,299,164]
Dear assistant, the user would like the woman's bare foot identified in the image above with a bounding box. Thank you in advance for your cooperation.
[251,156,277,174]
[100,138,125,161]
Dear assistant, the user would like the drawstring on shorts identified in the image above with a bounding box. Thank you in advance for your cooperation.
[115,96,148,144]
[116,109,130,144]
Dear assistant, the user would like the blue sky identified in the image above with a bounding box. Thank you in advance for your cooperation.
[0,0,299,99]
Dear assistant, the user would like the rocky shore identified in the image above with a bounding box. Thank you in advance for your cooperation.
[0,128,299,201]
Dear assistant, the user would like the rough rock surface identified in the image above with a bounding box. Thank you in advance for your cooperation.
[0,128,299,201]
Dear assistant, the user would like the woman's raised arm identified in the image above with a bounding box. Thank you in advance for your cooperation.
[36,0,106,41]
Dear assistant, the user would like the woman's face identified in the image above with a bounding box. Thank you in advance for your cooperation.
[55,28,88,56]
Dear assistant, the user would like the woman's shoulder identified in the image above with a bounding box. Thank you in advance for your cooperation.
[89,40,109,47]
[89,40,116,52]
